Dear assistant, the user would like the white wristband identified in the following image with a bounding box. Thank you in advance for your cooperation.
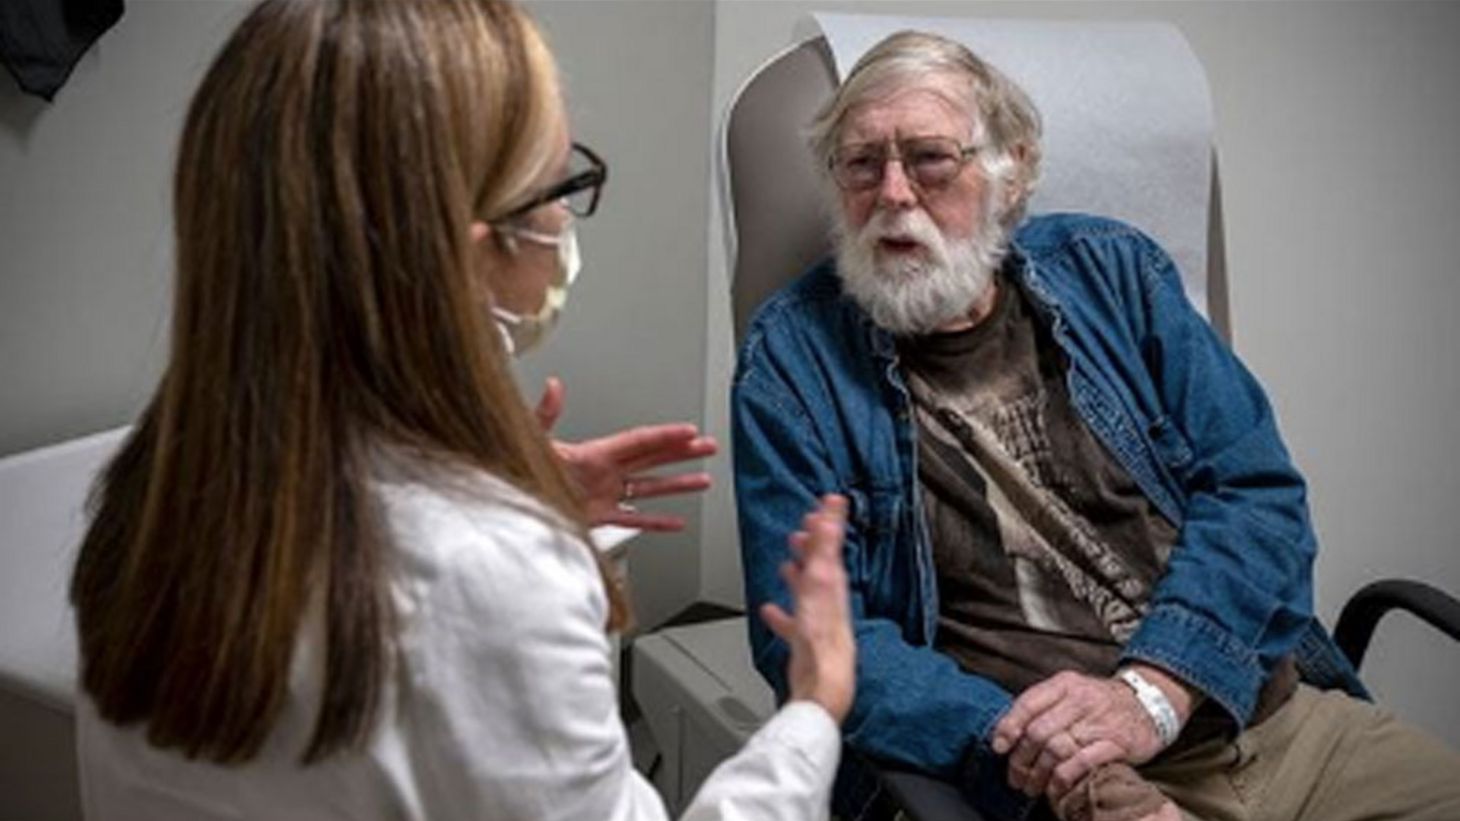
[1117,668,1181,748]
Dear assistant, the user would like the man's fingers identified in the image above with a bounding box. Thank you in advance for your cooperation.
[1009,732,1048,788]
[1047,739,1125,803]
[1024,697,1090,749]
[1021,731,1079,797]
[994,677,1068,754]
[534,376,565,432]
[1142,800,1183,821]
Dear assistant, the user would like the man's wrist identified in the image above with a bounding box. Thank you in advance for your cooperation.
[1123,662,1201,724]
[1116,667,1185,748]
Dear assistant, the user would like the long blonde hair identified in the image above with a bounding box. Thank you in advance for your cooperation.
[70,0,624,766]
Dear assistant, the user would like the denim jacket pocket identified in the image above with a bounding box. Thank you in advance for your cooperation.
[843,481,904,594]
[1147,415,1195,475]
[845,481,901,537]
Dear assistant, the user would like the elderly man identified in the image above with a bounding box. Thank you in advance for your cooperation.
[732,29,1460,821]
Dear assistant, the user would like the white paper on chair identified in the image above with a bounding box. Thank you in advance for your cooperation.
[798,13,1214,315]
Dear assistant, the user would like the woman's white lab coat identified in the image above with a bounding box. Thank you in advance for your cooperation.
[76,446,839,820]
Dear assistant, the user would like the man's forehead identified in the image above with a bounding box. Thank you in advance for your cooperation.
[840,87,972,144]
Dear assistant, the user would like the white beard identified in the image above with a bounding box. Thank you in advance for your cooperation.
[834,195,1010,336]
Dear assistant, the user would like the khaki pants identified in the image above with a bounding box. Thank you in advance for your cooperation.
[1142,685,1460,821]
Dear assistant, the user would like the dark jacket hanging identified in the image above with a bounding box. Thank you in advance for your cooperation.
[0,0,125,102]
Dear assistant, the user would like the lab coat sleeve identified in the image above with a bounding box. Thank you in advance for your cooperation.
[390,502,840,821]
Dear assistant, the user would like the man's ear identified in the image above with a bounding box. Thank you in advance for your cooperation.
[1009,142,1030,164]
[470,220,491,245]
[1003,142,1032,208]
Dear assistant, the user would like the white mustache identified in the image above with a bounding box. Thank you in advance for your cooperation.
[860,210,944,251]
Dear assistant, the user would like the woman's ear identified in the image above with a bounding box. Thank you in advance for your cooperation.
[473,219,518,254]
[468,221,511,306]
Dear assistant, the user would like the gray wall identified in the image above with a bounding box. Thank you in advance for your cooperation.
[700,0,1460,747]
[523,1,716,629]
[0,1,243,458]
[0,0,716,631]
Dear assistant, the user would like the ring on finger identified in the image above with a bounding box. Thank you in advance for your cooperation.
[621,478,636,502]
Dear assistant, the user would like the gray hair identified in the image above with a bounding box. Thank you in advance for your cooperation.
[808,30,1043,226]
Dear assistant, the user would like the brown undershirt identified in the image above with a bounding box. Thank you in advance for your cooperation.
[901,276,1179,695]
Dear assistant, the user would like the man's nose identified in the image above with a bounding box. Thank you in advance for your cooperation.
[875,158,918,210]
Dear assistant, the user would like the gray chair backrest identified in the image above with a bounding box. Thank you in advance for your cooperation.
[725,38,839,343]
[722,25,1230,344]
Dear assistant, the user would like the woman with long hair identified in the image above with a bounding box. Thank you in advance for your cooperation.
[69,1,853,817]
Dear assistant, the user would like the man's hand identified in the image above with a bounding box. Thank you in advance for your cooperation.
[991,666,1198,801]
[1051,760,1181,821]
[534,377,718,531]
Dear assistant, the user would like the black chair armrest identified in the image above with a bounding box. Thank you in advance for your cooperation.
[1333,578,1460,670]
[875,763,987,821]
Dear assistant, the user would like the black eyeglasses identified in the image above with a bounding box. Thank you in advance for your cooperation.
[829,135,979,193]
[499,142,607,221]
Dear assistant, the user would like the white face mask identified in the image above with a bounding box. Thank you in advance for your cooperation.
[491,222,581,356]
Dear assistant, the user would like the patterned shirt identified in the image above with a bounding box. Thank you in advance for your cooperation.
[901,276,1179,694]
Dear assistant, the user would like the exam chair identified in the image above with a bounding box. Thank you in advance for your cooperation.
[720,21,1223,820]
[710,18,1460,821]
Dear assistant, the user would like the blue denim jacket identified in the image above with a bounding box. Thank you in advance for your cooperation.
[731,213,1365,820]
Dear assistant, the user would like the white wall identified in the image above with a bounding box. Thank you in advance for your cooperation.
[700,0,1460,747]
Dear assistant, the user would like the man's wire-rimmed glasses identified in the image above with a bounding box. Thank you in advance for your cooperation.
[829,135,979,193]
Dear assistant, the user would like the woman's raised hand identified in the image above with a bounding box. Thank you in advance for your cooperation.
[760,495,855,723]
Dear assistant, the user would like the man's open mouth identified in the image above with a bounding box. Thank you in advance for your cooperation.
[877,236,924,255]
